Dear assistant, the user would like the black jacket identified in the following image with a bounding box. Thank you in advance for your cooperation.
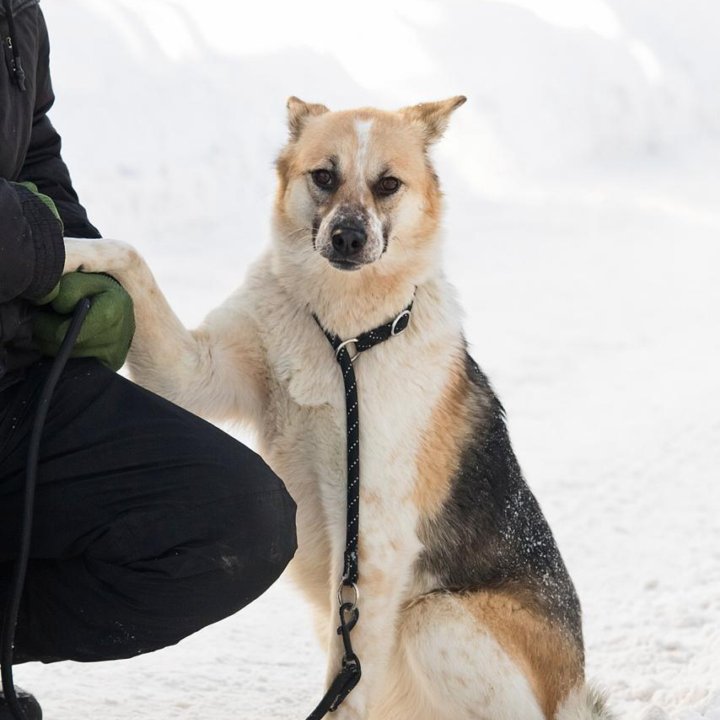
[0,0,99,390]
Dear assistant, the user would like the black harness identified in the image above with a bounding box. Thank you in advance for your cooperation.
[306,301,413,719]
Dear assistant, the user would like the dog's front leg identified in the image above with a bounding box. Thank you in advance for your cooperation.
[323,532,417,720]
[62,238,268,426]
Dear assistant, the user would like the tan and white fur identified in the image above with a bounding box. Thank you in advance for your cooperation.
[63,97,612,720]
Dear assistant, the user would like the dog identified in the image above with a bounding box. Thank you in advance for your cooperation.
[63,96,612,720]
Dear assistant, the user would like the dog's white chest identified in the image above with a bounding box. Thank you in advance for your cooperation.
[266,326,446,500]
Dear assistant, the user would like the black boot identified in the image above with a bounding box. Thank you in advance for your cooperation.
[0,687,42,720]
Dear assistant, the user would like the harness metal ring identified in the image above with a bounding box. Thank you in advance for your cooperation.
[335,338,360,363]
[337,581,360,610]
[391,309,411,336]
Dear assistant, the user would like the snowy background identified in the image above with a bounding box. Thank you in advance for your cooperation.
[16,0,720,717]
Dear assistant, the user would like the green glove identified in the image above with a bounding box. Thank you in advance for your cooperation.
[12,181,63,303]
[16,181,63,228]
[32,272,135,371]
[32,282,61,306]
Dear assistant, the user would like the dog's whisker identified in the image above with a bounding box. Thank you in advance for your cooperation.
[283,226,313,241]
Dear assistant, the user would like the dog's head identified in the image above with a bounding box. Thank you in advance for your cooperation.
[273,97,465,290]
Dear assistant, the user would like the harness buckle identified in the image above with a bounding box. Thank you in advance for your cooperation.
[391,309,412,336]
[335,338,359,363]
[337,581,360,611]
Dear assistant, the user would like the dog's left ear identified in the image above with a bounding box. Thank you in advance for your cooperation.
[400,95,467,145]
[287,96,330,141]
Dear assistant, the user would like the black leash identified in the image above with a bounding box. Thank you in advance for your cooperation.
[306,300,413,719]
[1,298,91,720]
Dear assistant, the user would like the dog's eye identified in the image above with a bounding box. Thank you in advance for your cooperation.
[376,176,402,197]
[311,169,336,191]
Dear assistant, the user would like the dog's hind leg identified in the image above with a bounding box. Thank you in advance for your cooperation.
[371,590,585,720]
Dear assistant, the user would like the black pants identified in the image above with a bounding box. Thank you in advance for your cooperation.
[0,359,296,664]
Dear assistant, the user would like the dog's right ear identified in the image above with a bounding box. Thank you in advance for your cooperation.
[286,97,330,141]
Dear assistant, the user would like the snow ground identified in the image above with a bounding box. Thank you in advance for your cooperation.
[14,1,720,718]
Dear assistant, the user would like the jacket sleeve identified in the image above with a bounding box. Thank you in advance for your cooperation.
[17,8,101,240]
[0,179,65,302]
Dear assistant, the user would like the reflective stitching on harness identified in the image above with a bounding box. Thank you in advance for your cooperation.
[307,297,414,719]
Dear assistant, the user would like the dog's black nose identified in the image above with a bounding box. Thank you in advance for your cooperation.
[331,225,367,257]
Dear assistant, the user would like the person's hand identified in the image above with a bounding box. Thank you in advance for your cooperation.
[32,272,135,371]
[15,181,63,227]
[31,281,60,306]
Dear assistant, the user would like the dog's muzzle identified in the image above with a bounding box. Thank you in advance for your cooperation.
[321,220,368,271]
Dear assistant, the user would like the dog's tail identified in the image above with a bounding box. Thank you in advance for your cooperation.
[556,684,615,720]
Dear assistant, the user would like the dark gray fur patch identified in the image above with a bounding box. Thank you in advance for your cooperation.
[311,215,320,249]
[332,203,368,229]
[416,352,584,646]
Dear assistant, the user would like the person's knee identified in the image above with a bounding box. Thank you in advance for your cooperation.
[205,442,298,610]
[81,474,297,657]
[87,431,297,627]
[224,462,297,577]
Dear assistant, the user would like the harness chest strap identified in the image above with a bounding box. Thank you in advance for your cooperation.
[306,301,413,719]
